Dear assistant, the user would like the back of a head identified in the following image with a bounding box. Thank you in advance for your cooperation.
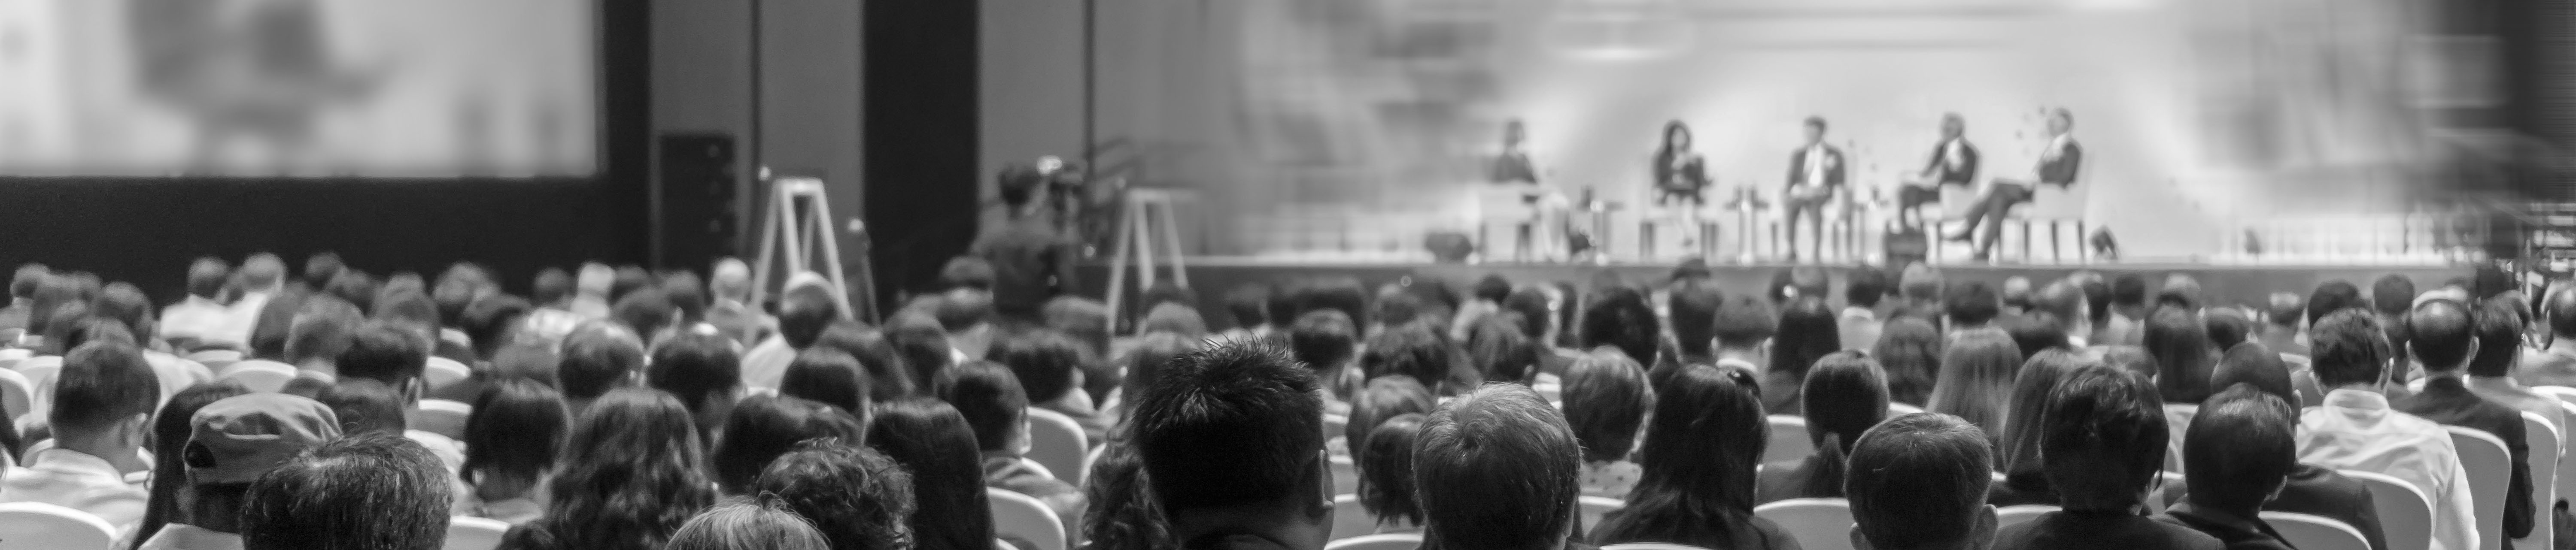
[240,253,287,290]
[2308,280,2365,327]
[1944,281,2001,326]
[666,502,834,550]
[2030,280,2086,330]
[752,441,918,550]
[778,284,842,349]
[298,253,341,289]
[2002,277,2034,311]
[1928,332,2020,432]
[2185,386,2298,513]
[336,321,430,390]
[2551,287,2576,339]
[1287,309,1358,373]
[2406,299,2475,371]
[1140,302,1208,338]
[1562,350,1651,463]
[714,394,866,494]
[1116,332,1197,412]
[1798,352,1890,499]
[560,389,712,498]
[2212,342,2296,406]
[939,257,998,292]
[461,293,535,360]
[1579,287,1660,365]
[325,271,380,312]
[1710,295,1779,351]
[612,266,653,302]
[2002,315,2069,362]
[1344,376,1437,456]
[1873,318,1944,405]
[54,341,160,435]
[1501,288,1553,341]
[2469,298,2524,377]
[935,289,995,332]
[8,263,46,300]
[1998,350,2096,478]
[784,348,873,416]
[1041,296,1110,356]
[248,290,311,360]
[2267,292,2305,328]
[1772,296,1842,379]
[887,314,954,389]
[1666,281,1724,357]
[2111,274,2148,308]
[465,379,569,486]
[988,330,1083,405]
[1847,413,1994,550]
[2373,275,2418,316]
[2204,308,2251,350]
[1132,341,1325,529]
[433,263,493,328]
[1358,414,1429,526]
[1466,316,1542,384]
[1414,384,1580,550]
[2143,307,2215,403]
[1295,278,1370,328]
[319,379,410,435]
[1360,326,1458,393]
[863,398,993,550]
[935,360,1029,453]
[285,297,365,366]
[241,432,450,550]
[1847,268,1890,309]
[370,289,440,331]
[613,288,678,341]
[1224,284,1271,330]
[649,331,744,416]
[2155,274,2202,311]
[187,258,232,300]
[91,282,155,340]
[1631,364,1767,515]
[559,322,647,401]
[1899,263,1944,303]
[534,268,576,305]
[2039,366,2168,511]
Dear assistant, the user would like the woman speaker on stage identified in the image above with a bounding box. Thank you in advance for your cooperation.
[1653,121,1711,206]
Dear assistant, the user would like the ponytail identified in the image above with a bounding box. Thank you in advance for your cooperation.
[1800,432,1850,499]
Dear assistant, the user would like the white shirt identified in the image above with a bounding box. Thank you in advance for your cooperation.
[157,297,237,347]
[1802,144,1829,188]
[739,335,798,391]
[0,447,146,532]
[2298,388,2480,550]
[135,523,242,550]
[1943,139,1967,170]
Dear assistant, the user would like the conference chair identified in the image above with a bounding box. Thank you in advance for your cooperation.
[412,399,474,441]
[1024,408,1089,489]
[2520,412,2559,550]
[218,360,300,393]
[1995,505,2059,530]
[15,356,59,411]
[425,357,472,393]
[1765,415,1814,464]
[2346,469,2435,550]
[0,502,116,550]
[1322,533,1422,550]
[2447,426,2510,550]
[1330,494,1379,541]
[1603,545,1720,550]
[1078,444,1107,489]
[990,487,1068,550]
[1887,402,1924,415]
[1752,498,1856,550]
[185,349,242,371]
[0,348,29,368]
[2530,386,2576,407]
[1579,496,1625,533]
[1332,454,1359,496]
[1324,413,1349,447]
[446,516,511,550]
[2263,511,2374,550]
[0,369,28,424]
[997,540,1020,550]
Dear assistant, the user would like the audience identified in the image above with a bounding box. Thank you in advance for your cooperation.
[2159,386,2299,550]
[1581,287,1661,367]
[130,381,250,549]
[1081,444,1172,550]
[137,393,341,550]
[866,398,997,550]
[648,330,746,437]
[710,395,866,496]
[752,441,918,550]
[1769,296,1841,413]
[782,348,874,417]
[1847,413,1999,550]
[1707,296,1778,381]
[1594,363,1798,550]
[2259,292,2308,356]
[239,432,453,550]
[1562,349,1651,498]
[502,389,717,550]
[814,321,917,402]
[1841,268,1890,351]
[336,321,468,475]
[744,277,842,392]
[1873,317,1942,406]
[1757,351,1888,504]
[1466,316,1543,386]
[1946,281,2005,336]
[1343,376,1436,459]
[1926,331,2020,438]
[1355,413,1429,533]
[1990,365,2221,550]
[941,360,1087,525]
[1419,384,1588,550]
[1286,310,1361,413]
[2101,274,2149,345]
[2465,298,2567,432]
[158,258,234,348]
[2204,308,2251,351]
[1668,278,1725,365]
[665,502,834,550]
[556,321,646,416]
[1990,349,2094,507]
[2392,299,2532,546]
[2300,309,2479,550]
[2029,280,2092,348]
[3,342,162,530]
[1360,326,1461,396]
[2182,346,2390,550]
[992,330,1106,446]
[1132,341,1333,550]
[460,378,568,523]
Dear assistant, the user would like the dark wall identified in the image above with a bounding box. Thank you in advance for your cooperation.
[0,3,652,302]
[865,0,983,308]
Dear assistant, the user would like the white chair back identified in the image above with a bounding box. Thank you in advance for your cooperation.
[1579,496,1624,533]
[1078,444,1108,489]
[0,369,29,423]
[1322,533,1421,550]
[425,357,472,392]
[412,399,474,441]
[15,356,59,416]
[2447,426,2511,550]
[219,360,301,393]
[1751,498,1856,550]
[2532,386,2576,406]
[2263,511,2373,550]
[1331,455,1359,496]
[1995,505,2058,530]
[0,502,117,550]
[1602,545,1719,550]
[989,487,1067,550]
[1765,415,1814,463]
[1330,494,1379,541]
[186,349,243,370]
[2346,469,2435,550]
[446,516,510,550]
[1023,408,1089,490]
[2520,411,2559,550]
[1887,402,1924,415]
[1323,414,1349,445]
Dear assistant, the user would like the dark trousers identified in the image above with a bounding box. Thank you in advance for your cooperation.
[1783,193,1831,259]
[1897,185,1944,229]
[1957,182,2034,254]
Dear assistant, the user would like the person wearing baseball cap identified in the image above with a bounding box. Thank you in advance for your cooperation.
[135,393,340,550]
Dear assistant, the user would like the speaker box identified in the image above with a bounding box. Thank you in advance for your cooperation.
[656,134,739,269]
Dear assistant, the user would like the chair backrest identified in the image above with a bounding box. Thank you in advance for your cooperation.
[0,502,118,550]
[989,487,1068,550]
[219,360,301,393]
[445,515,510,550]
[1994,505,2059,530]
[412,399,474,441]
[2263,511,2373,550]
[1330,494,1379,541]
[425,357,472,393]
[15,356,59,414]
[1765,415,1814,463]
[1579,496,1625,533]
[1887,402,1924,415]
[2531,386,2576,406]
[2520,411,2559,550]
[186,349,243,370]
[2446,426,2510,550]
[1322,533,1422,550]
[1023,408,1088,492]
[2558,404,2576,550]
[0,369,29,423]
[1601,544,1720,550]
[2345,469,2435,550]
[1751,498,1856,550]
[1323,414,1349,447]
[1078,443,1108,489]
[1331,454,1359,497]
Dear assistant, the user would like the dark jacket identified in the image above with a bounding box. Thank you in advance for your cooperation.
[2157,503,2297,550]
[1922,138,1981,186]
[972,217,1075,317]
[2038,139,2083,186]
[1991,509,2226,550]
[2161,463,2388,550]
[2393,375,2534,543]
[1786,145,1847,191]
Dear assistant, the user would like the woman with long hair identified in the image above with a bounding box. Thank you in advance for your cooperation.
[1925,331,2021,440]
[1592,363,1801,550]
[1756,351,1887,504]
[1764,296,1843,413]
[2144,306,2218,406]
[462,378,571,524]
[130,381,251,550]
[499,388,718,550]
[1651,121,1710,206]
[1990,349,2098,507]
[866,398,995,550]
[1872,317,1943,406]
[1355,414,1429,532]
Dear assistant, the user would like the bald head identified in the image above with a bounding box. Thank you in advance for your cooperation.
[2552,286,2576,339]
[711,258,751,301]
[2407,299,2476,371]
[2266,292,2303,328]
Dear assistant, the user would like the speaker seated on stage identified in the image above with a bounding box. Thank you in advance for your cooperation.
[1946,109,2083,261]
[1652,120,1712,207]
[1898,113,1981,231]
[1783,116,1847,262]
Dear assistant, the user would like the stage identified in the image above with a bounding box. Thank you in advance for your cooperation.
[1074,256,2473,328]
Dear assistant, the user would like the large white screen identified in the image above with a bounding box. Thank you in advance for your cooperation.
[0,0,597,177]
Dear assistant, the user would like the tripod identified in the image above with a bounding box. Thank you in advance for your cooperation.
[748,176,879,322]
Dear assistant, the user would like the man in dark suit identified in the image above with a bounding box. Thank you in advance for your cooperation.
[2159,386,2303,550]
[1899,113,1980,231]
[2392,299,2534,549]
[1784,116,1846,263]
[1947,109,2081,261]
[1990,366,2223,550]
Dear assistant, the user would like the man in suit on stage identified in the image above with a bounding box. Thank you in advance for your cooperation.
[1900,113,1981,231]
[1947,108,2081,262]
[1784,116,1846,263]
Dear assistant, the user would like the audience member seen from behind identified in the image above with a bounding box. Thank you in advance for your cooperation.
[1873,317,1943,406]
[555,321,646,416]
[665,501,834,550]
[1286,310,1361,414]
[461,379,568,524]
[1417,384,1591,550]
[1355,413,1429,533]
[1846,413,2000,550]
[1757,351,1889,504]
[710,394,866,496]
[1766,296,1841,413]
[500,389,717,550]
[1561,349,1652,498]
[1592,363,1800,550]
[751,441,918,550]
[2145,307,2218,447]
[130,381,251,550]
[940,360,1087,526]
[1990,350,2098,507]
[1359,326,1463,396]
[865,398,996,550]
[1466,316,1543,387]
[1926,331,2020,439]
[2463,298,2567,433]
[1580,287,1662,367]
[991,330,1107,447]
[2390,299,2532,546]
[1666,279,1725,365]
[782,348,874,418]
[1081,444,1173,550]
[1131,341,1334,550]
[744,278,842,392]
[136,393,341,550]
[0,341,160,530]
[1988,366,2222,550]
[1840,268,1890,352]
[649,330,747,438]
[2157,386,2300,550]
[239,432,453,550]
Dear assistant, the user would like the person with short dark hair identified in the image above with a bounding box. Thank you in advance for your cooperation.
[2392,299,2533,547]
[649,330,746,436]
[240,432,451,550]
[744,275,843,392]
[318,378,409,436]
[461,379,568,524]
[2258,292,2308,356]
[1466,316,1542,386]
[1357,413,1431,533]
[2156,274,2203,311]
[162,257,237,348]
[1580,287,1660,367]
[1945,281,2003,333]
[2465,298,2568,434]
[1561,350,1650,498]
[2372,275,2417,323]
[974,165,1080,321]
[1288,310,1361,411]
[665,501,834,550]
[502,389,717,550]
[939,360,1086,527]
[1667,279,1724,364]
[556,321,644,415]
[2002,276,2035,317]
[1895,263,1946,326]
[2101,274,2151,345]
[1109,332,1199,427]
[783,348,874,417]
[1709,295,1778,378]
[1221,284,1271,342]
[2308,280,2366,327]
[711,395,866,496]
[990,330,1106,446]
[2204,308,2251,351]
[2155,386,2299,550]
[1842,268,1891,351]
[2166,347,2389,550]
[2029,279,2090,347]
[1,342,159,529]
[752,441,918,550]
[1593,363,1796,550]
[1758,351,1887,504]
[1131,341,1333,550]
[888,314,957,391]
[1990,365,2221,550]
[866,398,996,550]
[1847,413,1998,550]
[1344,375,1435,457]
[2523,285,2576,386]
[137,393,341,550]
[2211,343,2296,406]
[1361,326,1463,396]
[1874,318,1943,406]
[337,320,471,477]
[2300,309,2478,550]
[1416,384,1588,550]
[2001,315,2070,363]
[611,288,678,345]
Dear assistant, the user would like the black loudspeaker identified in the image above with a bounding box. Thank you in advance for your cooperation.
[1883,227,1929,267]
[656,134,739,269]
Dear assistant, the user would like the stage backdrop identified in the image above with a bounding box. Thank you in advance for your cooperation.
[1084,0,2476,261]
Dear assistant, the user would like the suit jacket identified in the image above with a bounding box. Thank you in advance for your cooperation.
[1991,510,2226,550]
[1493,151,1539,184]
[2038,137,2084,186]
[1923,138,1981,186]
[972,216,1077,317]
[1786,145,1847,191]
[2157,462,2388,550]
[2157,503,2297,550]
[2394,376,2534,542]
